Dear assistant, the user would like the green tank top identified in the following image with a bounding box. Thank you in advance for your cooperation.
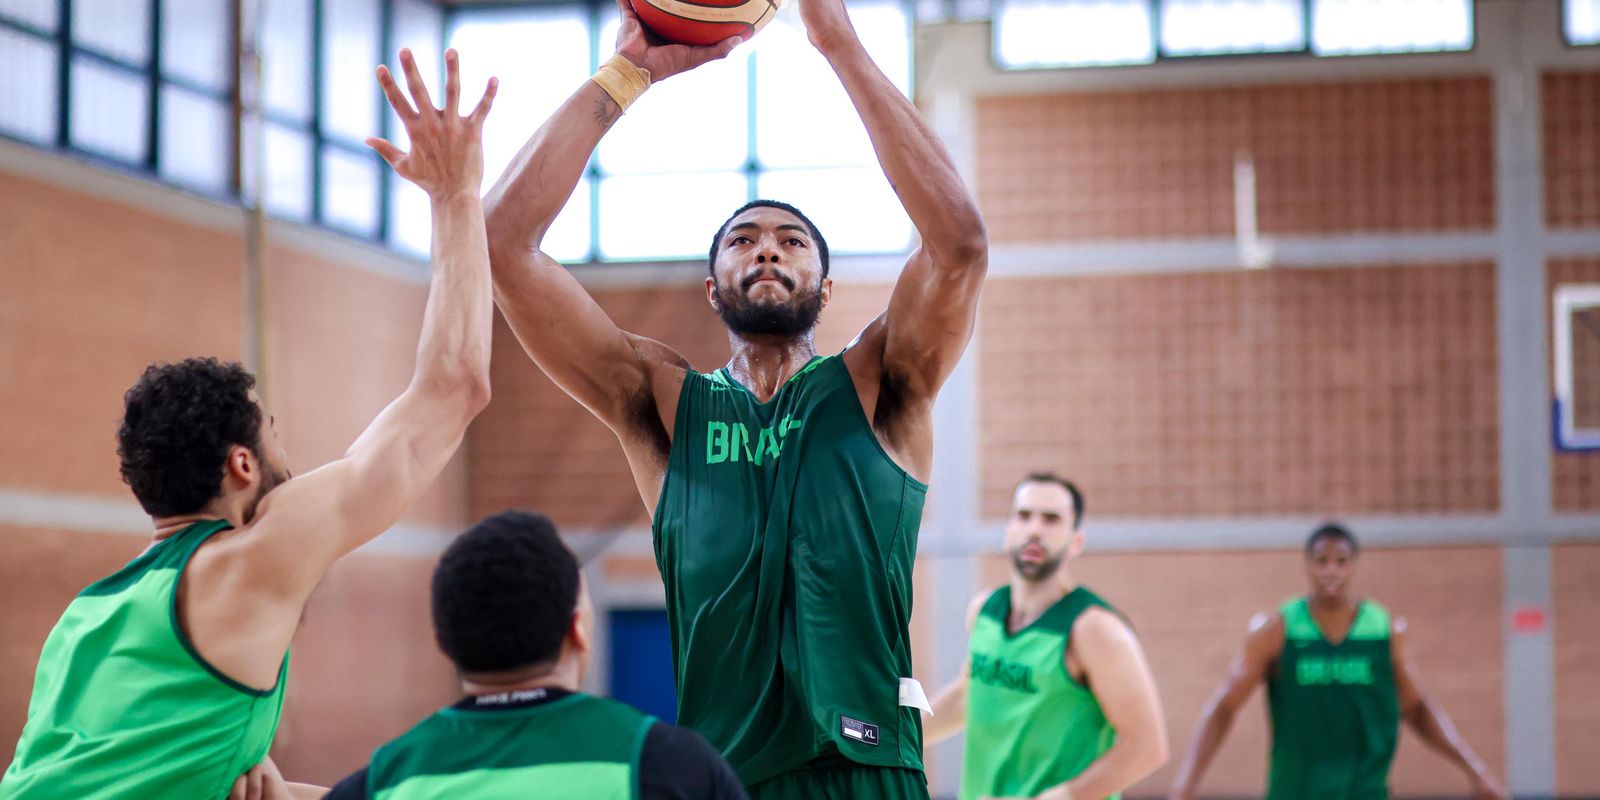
[365,691,654,799]
[1266,597,1399,800]
[2,520,289,799]
[960,585,1119,800]
[653,354,928,785]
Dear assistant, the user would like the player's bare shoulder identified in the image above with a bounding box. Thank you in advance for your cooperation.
[1243,610,1287,665]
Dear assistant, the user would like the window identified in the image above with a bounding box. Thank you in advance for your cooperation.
[0,0,234,191]
[1311,0,1472,56]
[1568,0,1600,46]
[993,0,1474,69]
[1161,0,1305,56]
[449,0,914,263]
[995,0,1156,68]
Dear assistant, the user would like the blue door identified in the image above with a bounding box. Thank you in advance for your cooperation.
[608,609,677,724]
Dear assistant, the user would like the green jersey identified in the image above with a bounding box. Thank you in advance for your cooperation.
[653,354,928,785]
[1266,597,1399,800]
[364,690,654,799]
[960,586,1119,800]
[2,520,289,799]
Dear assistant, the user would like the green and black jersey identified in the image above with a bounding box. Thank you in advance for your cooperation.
[653,355,928,785]
[1266,597,1400,800]
[2,520,289,799]
[325,688,746,800]
[960,586,1120,800]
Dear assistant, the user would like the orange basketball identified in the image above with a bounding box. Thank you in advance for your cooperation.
[629,0,783,47]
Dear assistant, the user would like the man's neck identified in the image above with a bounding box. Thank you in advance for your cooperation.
[1308,592,1358,614]
[150,504,242,541]
[1008,572,1076,629]
[461,662,582,698]
[725,332,818,401]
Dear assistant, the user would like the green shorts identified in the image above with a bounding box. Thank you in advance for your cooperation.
[747,758,929,800]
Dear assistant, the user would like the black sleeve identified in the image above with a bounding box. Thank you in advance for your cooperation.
[323,766,370,800]
[638,722,749,800]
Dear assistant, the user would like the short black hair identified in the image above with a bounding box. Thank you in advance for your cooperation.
[1305,522,1360,556]
[709,199,830,279]
[431,510,580,675]
[1016,472,1085,529]
[117,358,263,517]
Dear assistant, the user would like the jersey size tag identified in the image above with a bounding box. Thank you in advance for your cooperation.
[841,716,880,746]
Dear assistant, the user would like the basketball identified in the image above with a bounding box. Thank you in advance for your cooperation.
[629,0,783,47]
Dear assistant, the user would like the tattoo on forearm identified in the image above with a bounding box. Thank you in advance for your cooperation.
[594,97,623,128]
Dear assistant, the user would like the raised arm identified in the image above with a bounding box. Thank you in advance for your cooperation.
[1392,619,1508,800]
[800,0,987,401]
[246,49,497,591]
[483,4,737,427]
[1017,609,1166,800]
[1167,613,1282,800]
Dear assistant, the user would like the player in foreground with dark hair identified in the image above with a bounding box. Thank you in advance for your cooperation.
[485,0,985,796]
[1167,523,1508,800]
[1,49,496,799]
[319,511,746,799]
[923,473,1168,800]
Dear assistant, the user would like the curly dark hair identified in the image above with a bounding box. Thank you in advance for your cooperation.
[709,199,830,279]
[117,358,263,517]
[432,510,580,675]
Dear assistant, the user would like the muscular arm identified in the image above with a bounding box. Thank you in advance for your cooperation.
[244,51,497,595]
[1393,619,1508,800]
[1166,613,1282,800]
[483,3,735,434]
[802,0,986,421]
[923,593,988,746]
[1038,609,1166,800]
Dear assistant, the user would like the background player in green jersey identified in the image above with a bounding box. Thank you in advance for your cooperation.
[484,0,986,795]
[2,50,497,800]
[925,473,1168,800]
[1167,524,1508,800]
[318,511,746,800]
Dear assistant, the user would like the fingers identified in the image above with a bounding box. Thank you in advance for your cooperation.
[247,766,264,800]
[615,0,637,22]
[398,48,435,113]
[365,137,405,168]
[375,65,417,120]
[443,49,461,115]
[228,775,246,800]
[686,34,743,68]
[468,77,499,125]
[712,34,744,60]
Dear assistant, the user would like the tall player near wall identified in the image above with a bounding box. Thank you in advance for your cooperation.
[484,0,987,796]
[1,50,496,800]
[1167,524,1509,800]
[923,474,1168,800]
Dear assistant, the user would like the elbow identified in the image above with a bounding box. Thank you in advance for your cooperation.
[462,373,493,416]
[419,367,493,419]
[935,218,988,268]
[1126,729,1169,774]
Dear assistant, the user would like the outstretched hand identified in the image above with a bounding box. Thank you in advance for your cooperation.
[613,0,742,82]
[367,48,497,199]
